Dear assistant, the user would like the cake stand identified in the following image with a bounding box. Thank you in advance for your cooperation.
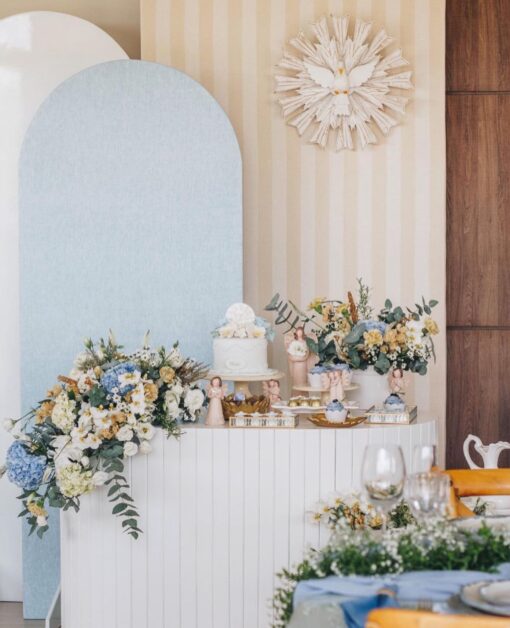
[293,383,359,405]
[207,370,285,397]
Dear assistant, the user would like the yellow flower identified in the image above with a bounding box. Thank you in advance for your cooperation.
[109,411,127,425]
[35,401,55,424]
[363,329,383,347]
[46,384,62,398]
[384,329,399,352]
[27,501,47,518]
[159,366,175,384]
[308,297,325,310]
[144,382,159,402]
[424,317,439,335]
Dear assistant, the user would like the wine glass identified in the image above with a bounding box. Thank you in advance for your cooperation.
[405,471,450,522]
[412,444,437,473]
[361,444,406,530]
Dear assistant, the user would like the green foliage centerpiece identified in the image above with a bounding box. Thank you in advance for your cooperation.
[2,332,207,539]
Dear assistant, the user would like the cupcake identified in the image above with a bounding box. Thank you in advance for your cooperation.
[384,394,406,412]
[325,399,348,423]
[308,365,326,388]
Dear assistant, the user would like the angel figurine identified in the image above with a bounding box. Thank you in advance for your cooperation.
[263,379,281,406]
[389,368,405,395]
[285,326,313,387]
[205,376,227,426]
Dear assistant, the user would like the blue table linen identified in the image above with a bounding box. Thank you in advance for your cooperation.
[293,563,510,627]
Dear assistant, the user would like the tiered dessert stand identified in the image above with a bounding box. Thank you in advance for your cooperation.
[207,369,285,397]
[292,383,359,406]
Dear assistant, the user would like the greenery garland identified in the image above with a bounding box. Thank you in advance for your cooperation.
[273,522,510,627]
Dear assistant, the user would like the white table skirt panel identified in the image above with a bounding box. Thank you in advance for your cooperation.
[60,417,436,628]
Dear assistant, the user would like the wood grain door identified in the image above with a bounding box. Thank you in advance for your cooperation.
[447,0,510,467]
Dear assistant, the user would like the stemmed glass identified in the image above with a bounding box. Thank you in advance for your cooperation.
[361,444,406,530]
[405,472,450,522]
[412,444,437,473]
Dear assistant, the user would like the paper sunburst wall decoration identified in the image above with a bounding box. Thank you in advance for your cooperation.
[274,15,413,150]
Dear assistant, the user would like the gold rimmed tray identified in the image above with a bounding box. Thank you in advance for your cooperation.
[308,413,367,428]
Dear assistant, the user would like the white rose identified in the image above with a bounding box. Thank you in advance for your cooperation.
[168,347,185,368]
[3,419,14,432]
[164,390,181,418]
[36,515,47,527]
[139,440,152,455]
[184,388,205,413]
[116,426,134,442]
[92,471,109,486]
[123,442,138,457]
[169,381,184,398]
[135,423,155,440]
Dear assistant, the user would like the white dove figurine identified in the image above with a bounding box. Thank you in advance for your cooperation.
[305,59,378,116]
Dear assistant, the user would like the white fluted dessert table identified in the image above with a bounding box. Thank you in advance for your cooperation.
[60,415,437,628]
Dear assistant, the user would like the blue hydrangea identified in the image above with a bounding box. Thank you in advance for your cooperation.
[6,441,46,491]
[362,320,387,334]
[100,362,141,395]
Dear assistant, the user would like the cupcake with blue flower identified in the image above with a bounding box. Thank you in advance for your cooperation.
[308,364,327,388]
[384,393,406,412]
[325,399,348,423]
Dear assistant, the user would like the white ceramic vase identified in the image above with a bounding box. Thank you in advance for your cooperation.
[350,366,389,409]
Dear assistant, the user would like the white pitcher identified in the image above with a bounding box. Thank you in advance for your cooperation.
[463,434,510,515]
[463,434,510,469]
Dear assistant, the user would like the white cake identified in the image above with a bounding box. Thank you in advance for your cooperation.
[213,337,268,375]
[212,303,273,375]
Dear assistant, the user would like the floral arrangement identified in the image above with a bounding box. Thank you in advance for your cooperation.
[311,493,415,531]
[212,302,275,340]
[273,521,510,626]
[1,332,207,539]
[266,279,439,374]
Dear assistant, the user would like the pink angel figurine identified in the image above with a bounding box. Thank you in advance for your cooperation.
[320,370,344,403]
[285,326,310,387]
[389,368,405,395]
[329,370,344,402]
[205,376,227,426]
[263,379,282,406]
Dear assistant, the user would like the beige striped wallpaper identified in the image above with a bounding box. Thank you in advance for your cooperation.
[141,0,446,459]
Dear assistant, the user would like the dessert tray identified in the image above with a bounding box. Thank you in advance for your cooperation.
[229,411,298,428]
[308,412,367,429]
[272,398,359,414]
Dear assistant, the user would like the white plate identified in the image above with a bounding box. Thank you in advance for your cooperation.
[460,581,510,616]
[271,402,326,414]
[481,581,510,607]
[272,401,359,414]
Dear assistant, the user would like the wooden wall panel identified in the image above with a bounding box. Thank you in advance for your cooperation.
[446,0,510,92]
[447,330,510,468]
[446,95,510,326]
[446,0,510,467]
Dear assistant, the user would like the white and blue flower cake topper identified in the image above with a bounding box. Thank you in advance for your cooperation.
[275,15,413,150]
[212,302,275,340]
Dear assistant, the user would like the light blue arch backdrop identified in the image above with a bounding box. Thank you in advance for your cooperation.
[19,60,242,618]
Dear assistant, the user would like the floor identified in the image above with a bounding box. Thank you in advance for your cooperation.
[0,603,44,627]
